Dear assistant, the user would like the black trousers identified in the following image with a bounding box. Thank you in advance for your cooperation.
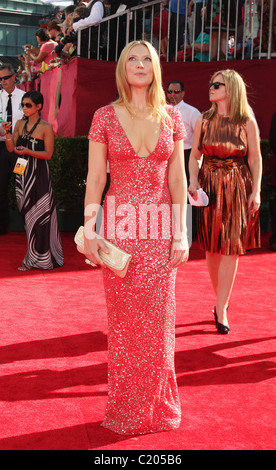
[0,141,17,233]
[169,12,186,61]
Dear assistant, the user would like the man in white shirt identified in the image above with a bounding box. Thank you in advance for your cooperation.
[71,0,105,58]
[167,79,201,239]
[0,63,25,234]
[72,0,104,32]
[167,80,200,181]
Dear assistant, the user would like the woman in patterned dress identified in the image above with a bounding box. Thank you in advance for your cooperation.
[3,90,63,271]
[83,40,189,435]
[188,69,262,334]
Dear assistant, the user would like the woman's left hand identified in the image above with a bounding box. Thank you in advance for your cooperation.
[248,192,261,216]
[170,238,189,267]
[14,146,29,155]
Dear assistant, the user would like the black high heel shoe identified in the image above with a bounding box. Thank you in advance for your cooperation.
[212,307,218,327]
[213,305,230,334]
[213,304,229,326]
[217,322,230,334]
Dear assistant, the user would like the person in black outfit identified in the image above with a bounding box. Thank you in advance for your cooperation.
[2,91,63,270]
[0,64,25,234]
[108,1,143,61]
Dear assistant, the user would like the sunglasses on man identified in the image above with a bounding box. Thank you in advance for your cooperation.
[0,74,14,81]
[167,89,182,94]
[209,82,226,90]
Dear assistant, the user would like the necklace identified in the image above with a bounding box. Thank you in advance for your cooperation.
[22,117,41,137]
[128,105,153,120]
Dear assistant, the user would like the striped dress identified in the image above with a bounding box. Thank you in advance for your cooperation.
[16,135,63,269]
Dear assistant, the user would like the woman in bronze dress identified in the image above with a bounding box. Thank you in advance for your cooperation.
[188,69,262,334]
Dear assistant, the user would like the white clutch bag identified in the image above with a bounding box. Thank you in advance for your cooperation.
[188,188,209,207]
[74,226,132,278]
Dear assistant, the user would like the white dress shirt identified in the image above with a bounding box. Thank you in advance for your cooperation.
[73,1,104,32]
[175,100,201,150]
[0,86,25,141]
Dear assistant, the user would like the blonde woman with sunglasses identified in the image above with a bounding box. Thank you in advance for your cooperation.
[188,69,262,334]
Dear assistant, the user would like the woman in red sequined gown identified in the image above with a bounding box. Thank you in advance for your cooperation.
[83,41,189,435]
[188,70,262,334]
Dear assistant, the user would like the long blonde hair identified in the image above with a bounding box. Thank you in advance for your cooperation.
[206,69,252,124]
[114,40,171,126]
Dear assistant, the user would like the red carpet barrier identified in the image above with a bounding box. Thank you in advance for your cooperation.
[25,57,276,139]
[39,58,117,137]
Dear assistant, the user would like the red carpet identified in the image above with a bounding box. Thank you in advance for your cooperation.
[0,231,275,450]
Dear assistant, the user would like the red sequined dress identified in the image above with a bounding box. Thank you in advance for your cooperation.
[88,104,185,435]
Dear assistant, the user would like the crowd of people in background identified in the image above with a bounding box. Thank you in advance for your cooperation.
[17,2,92,82]
[2,1,274,255]
[15,0,276,83]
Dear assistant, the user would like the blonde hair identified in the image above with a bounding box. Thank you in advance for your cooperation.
[114,40,171,126]
[206,69,252,124]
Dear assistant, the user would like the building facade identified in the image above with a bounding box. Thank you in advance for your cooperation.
[0,0,54,57]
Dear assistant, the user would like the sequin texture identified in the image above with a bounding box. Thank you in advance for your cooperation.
[88,104,185,435]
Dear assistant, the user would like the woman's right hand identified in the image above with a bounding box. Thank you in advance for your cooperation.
[1,121,12,134]
[83,234,109,267]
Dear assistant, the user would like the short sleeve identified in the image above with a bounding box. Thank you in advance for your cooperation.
[40,41,56,53]
[88,107,108,144]
[167,106,186,142]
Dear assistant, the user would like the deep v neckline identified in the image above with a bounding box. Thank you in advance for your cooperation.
[111,105,162,159]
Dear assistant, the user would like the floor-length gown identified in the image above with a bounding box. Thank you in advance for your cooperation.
[197,113,261,255]
[88,104,185,435]
[16,135,64,269]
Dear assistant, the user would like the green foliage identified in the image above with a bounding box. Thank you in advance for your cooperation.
[261,139,276,202]
[49,136,88,211]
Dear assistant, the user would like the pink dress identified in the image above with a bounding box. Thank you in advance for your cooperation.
[88,104,185,435]
[40,40,57,64]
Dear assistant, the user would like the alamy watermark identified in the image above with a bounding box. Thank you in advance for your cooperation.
[84,196,193,247]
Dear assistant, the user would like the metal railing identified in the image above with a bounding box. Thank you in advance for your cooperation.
[77,0,276,62]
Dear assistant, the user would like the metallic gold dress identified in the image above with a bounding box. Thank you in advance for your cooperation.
[197,113,261,255]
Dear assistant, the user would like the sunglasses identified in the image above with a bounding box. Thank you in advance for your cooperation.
[209,82,226,90]
[167,90,182,94]
[21,102,34,108]
[0,74,14,81]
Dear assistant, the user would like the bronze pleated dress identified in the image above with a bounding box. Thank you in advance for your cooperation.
[197,113,261,255]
